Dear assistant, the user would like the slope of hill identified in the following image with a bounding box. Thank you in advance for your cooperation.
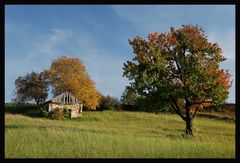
[5,110,235,158]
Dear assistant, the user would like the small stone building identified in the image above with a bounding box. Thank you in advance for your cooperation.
[44,91,83,118]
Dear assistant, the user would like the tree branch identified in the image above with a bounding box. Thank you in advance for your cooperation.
[191,100,213,106]
[191,108,198,119]
[170,99,186,121]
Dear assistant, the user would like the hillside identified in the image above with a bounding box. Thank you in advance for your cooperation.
[5,110,235,158]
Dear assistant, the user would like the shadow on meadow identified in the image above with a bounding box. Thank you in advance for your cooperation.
[5,104,42,118]
[5,103,235,122]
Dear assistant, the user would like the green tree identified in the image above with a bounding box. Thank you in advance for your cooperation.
[98,94,122,111]
[121,87,139,105]
[121,87,170,112]
[13,71,48,109]
[123,24,232,136]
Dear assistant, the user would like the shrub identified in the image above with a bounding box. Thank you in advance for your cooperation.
[136,97,171,113]
[63,108,71,119]
[48,108,64,120]
[97,95,122,111]
[48,108,72,120]
[40,109,49,118]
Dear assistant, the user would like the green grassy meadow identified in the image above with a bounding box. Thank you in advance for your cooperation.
[5,110,235,158]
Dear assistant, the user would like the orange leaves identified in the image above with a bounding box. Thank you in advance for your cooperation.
[148,32,159,40]
[207,69,232,90]
[224,70,233,88]
[133,53,145,62]
[47,56,100,110]
[190,101,213,116]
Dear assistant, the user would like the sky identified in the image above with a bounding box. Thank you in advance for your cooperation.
[5,5,235,103]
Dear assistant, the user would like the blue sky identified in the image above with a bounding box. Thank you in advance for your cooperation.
[5,5,235,103]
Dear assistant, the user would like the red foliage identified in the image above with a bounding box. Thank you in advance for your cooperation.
[149,32,160,40]
[207,69,232,90]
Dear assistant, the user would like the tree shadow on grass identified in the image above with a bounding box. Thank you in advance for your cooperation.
[197,113,235,122]
[5,105,42,118]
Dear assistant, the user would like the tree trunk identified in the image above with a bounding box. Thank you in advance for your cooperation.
[185,118,193,136]
[185,101,194,136]
[36,100,40,110]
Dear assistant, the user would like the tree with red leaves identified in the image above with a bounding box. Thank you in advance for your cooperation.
[123,24,232,136]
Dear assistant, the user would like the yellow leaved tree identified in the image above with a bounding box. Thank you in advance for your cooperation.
[45,56,100,110]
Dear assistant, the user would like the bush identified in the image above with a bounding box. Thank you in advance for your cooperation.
[63,108,71,119]
[121,89,171,112]
[48,108,64,120]
[122,104,138,111]
[48,108,72,120]
[97,95,122,111]
[40,109,49,118]
[136,97,170,113]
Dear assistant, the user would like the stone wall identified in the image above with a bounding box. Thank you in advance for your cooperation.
[46,103,82,118]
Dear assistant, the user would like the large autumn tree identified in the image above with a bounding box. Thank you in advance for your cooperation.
[123,24,232,136]
[13,71,49,109]
[45,56,100,110]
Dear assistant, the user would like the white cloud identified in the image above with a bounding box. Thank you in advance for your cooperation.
[64,31,129,99]
[207,30,235,59]
[112,5,180,24]
[5,28,73,101]
[5,22,30,35]
[113,5,153,23]
[49,29,70,42]
[112,5,171,34]
[6,26,129,101]
[5,6,235,103]
[29,28,72,59]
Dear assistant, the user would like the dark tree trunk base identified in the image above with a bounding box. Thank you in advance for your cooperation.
[186,128,194,136]
[185,118,194,136]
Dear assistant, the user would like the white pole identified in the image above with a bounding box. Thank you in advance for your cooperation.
[80,103,83,113]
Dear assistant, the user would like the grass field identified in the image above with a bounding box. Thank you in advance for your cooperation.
[5,110,235,158]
